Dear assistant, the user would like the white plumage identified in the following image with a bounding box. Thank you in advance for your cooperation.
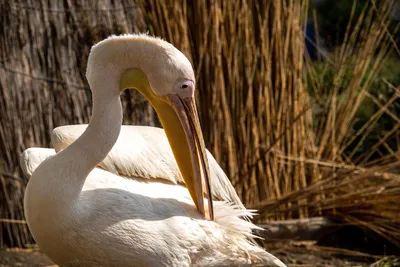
[50,124,245,207]
[22,34,286,267]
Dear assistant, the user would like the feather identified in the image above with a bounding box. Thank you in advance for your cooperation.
[50,124,244,208]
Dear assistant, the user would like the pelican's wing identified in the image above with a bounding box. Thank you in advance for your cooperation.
[51,125,244,207]
[20,148,56,178]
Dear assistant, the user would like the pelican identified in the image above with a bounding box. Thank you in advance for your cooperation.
[22,34,286,267]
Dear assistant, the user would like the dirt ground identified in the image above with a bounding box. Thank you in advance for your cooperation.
[0,249,55,267]
[1,248,396,267]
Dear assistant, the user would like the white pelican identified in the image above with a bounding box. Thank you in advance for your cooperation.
[22,34,286,267]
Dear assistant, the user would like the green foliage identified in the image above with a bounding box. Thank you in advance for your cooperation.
[371,256,400,267]
[306,56,400,160]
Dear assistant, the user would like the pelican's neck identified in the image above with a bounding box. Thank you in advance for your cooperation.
[77,90,122,166]
[57,81,122,190]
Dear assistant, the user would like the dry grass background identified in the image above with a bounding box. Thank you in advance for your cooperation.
[0,0,399,254]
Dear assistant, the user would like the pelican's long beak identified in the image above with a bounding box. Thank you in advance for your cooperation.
[120,68,214,220]
[163,94,214,220]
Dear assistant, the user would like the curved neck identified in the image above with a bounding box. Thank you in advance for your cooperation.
[56,81,122,193]
[74,91,122,167]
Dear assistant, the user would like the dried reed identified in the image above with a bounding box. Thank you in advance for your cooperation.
[138,0,314,210]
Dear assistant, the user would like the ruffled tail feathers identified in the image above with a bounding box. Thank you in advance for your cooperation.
[209,202,287,267]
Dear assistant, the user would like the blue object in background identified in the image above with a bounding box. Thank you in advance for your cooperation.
[305,20,318,60]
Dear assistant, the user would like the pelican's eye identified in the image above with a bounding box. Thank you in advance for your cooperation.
[172,79,195,98]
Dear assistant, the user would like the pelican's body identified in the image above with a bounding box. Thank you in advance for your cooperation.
[23,34,286,267]
[23,125,244,206]
[25,160,256,266]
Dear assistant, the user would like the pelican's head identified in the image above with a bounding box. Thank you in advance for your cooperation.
[87,34,213,220]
